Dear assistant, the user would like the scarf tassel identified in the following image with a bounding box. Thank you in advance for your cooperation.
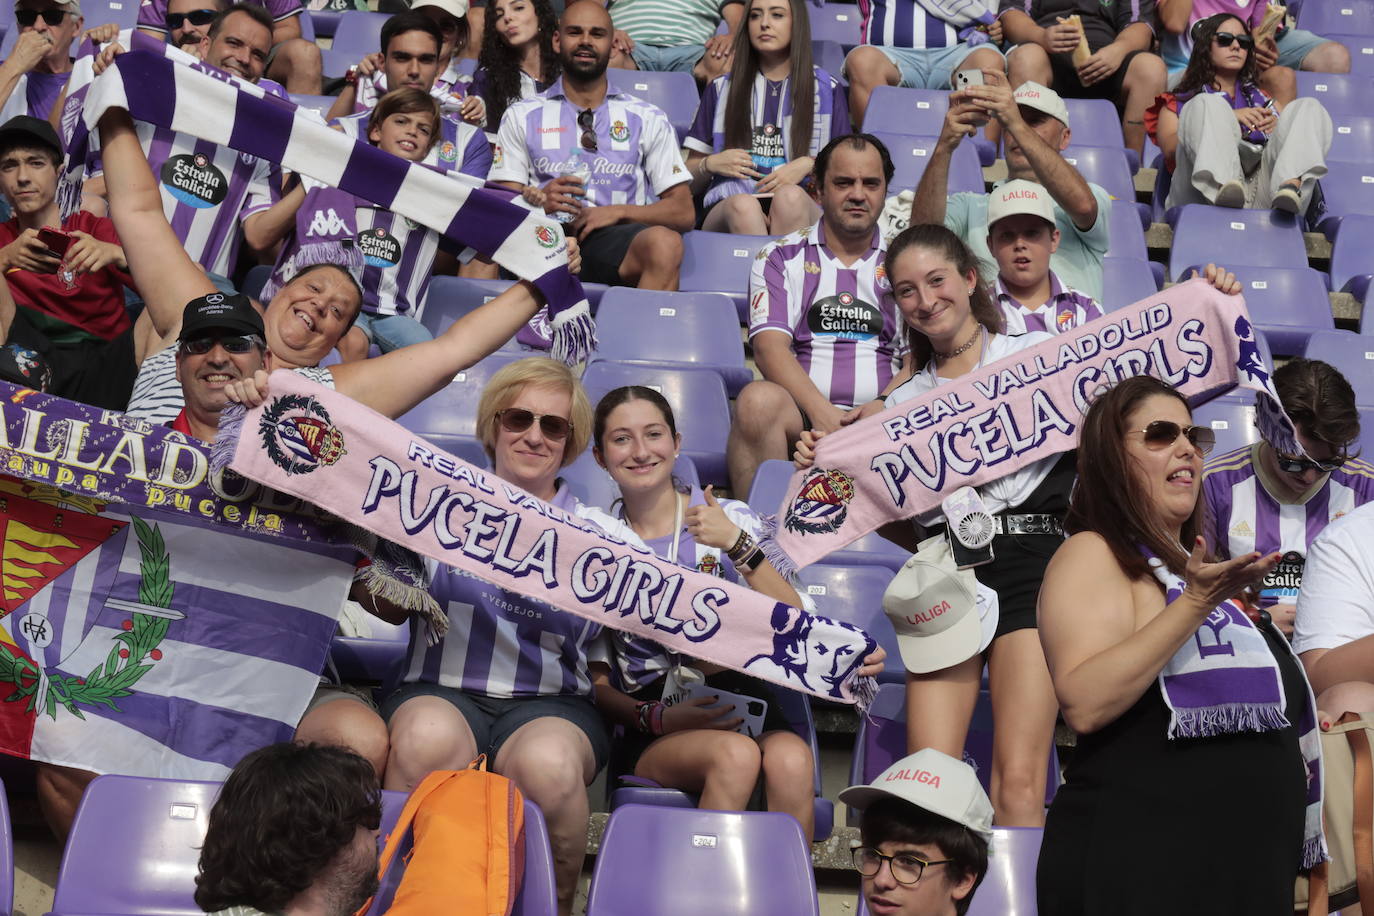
[1302,829,1329,871]
[1167,702,1291,740]
[353,561,449,646]
[549,300,596,366]
[209,402,245,476]
[756,514,800,583]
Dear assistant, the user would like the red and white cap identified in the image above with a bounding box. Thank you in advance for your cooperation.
[1013,81,1070,127]
[839,748,994,841]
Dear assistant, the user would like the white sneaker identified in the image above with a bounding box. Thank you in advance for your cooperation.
[1214,180,1247,208]
[1272,184,1302,214]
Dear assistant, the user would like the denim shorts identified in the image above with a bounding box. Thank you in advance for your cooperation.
[858,42,1003,91]
[353,311,433,353]
[630,42,705,73]
[381,683,611,771]
[1276,28,1334,69]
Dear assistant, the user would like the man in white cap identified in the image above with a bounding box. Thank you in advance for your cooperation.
[985,178,1103,334]
[910,74,1110,303]
[0,0,84,121]
[840,748,993,916]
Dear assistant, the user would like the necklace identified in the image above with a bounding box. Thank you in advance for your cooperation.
[933,325,982,361]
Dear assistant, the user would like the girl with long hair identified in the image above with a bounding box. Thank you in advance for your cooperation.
[1146,12,1331,212]
[683,0,848,236]
[474,0,561,133]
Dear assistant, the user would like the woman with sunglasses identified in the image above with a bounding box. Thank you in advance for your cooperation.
[473,0,561,137]
[1035,373,1320,914]
[379,357,616,916]
[1201,357,1374,640]
[1146,12,1331,212]
[683,0,847,236]
[580,385,885,838]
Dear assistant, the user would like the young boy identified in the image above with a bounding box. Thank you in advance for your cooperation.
[985,178,1104,336]
[839,748,993,916]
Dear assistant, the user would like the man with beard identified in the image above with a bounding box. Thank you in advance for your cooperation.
[194,743,382,916]
[726,133,909,496]
[491,0,691,289]
[137,0,321,93]
[162,0,225,51]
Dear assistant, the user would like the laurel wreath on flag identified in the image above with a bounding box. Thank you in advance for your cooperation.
[0,516,171,720]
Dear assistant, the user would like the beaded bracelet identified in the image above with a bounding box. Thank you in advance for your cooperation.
[727,531,757,564]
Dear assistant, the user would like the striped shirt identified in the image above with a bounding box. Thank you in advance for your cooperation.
[686,68,849,209]
[749,220,906,410]
[334,111,492,182]
[405,486,610,698]
[127,349,334,423]
[996,271,1104,336]
[353,69,478,121]
[859,0,960,49]
[1203,443,1374,604]
[0,69,70,121]
[491,78,689,208]
[608,0,742,47]
[138,0,301,32]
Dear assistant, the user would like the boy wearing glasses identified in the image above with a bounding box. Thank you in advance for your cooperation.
[840,748,992,916]
[0,0,83,122]
[1203,358,1374,637]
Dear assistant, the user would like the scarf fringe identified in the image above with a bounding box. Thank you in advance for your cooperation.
[354,560,448,645]
[1167,703,1290,739]
[210,402,245,475]
[848,672,878,718]
[549,300,596,366]
[757,514,800,583]
[1302,832,1329,870]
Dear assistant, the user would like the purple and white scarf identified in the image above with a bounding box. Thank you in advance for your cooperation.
[1146,549,1326,868]
[57,44,594,363]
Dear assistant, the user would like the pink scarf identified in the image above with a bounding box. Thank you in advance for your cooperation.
[771,280,1303,570]
[215,377,879,709]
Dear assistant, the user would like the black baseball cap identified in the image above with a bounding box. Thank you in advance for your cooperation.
[178,292,265,342]
[0,115,62,159]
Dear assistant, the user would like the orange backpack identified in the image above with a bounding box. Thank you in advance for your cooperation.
[363,757,526,916]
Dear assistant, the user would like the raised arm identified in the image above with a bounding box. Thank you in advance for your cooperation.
[97,110,216,334]
[241,179,307,251]
[1157,0,1195,35]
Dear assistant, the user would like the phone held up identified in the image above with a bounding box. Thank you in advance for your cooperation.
[953,68,990,127]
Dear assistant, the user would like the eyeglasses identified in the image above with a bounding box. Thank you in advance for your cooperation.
[1275,451,1346,474]
[180,334,264,355]
[1214,31,1254,50]
[165,9,217,29]
[852,846,952,886]
[15,9,68,26]
[497,407,572,440]
[577,108,597,152]
[1129,420,1216,456]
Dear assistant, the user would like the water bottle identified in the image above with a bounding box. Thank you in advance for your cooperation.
[553,155,593,224]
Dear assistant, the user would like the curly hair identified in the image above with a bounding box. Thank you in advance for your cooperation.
[479,0,561,132]
[194,743,382,913]
[1175,12,1260,99]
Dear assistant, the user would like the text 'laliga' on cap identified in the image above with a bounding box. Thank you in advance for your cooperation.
[986,179,1057,229]
[839,748,994,842]
[1013,81,1070,128]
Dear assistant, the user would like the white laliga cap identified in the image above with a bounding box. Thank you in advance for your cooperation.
[882,547,984,675]
[410,0,469,19]
[1013,81,1070,128]
[986,179,1057,229]
[839,748,994,841]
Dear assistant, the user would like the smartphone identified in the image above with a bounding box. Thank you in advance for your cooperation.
[953,69,991,127]
[37,228,72,258]
[675,682,769,738]
[942,486,996,569]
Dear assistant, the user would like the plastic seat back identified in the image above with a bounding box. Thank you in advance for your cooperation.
[1062,145,1135,204]
[606,68,700,141]
[1330,213,1374,292]
[1100,256,1159,311]
[871,132,984,194]
[861,87,950,136]
[1298,3,1374,36]
[1301,331,1374,407]
[795,563,902,684]
[1167,205,1307,281]
[810,2,863,47]
[1329,113,1374,164]
[1296,72,1372,115]
[330,10,389,58]
[1105,197,1148,260]
[679,231,779,313]
[1192,396,1261,455]
[395,352,527,463]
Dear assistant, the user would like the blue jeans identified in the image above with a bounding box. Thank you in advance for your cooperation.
[354,311,433,352]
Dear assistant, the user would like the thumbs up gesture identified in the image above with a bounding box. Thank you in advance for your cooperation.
[684,485,742,551]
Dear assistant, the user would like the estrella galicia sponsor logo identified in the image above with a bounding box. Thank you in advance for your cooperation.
[160,153,228,209]
[355,227,401,268]
[806,293,882,341]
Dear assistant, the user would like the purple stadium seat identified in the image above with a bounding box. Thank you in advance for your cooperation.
[1062,145,1136,206]
[329,10,389,58]
[1177,264,1333,355]
[1360,408,1374,456]
[586,289,753,396]
[679,231,778,314]
[559,450,699,512]
[1329,113,1374,164]
[419,276,516,337]
[795,563,902,684]
[1295,72,1372,115]
[368,791,557,916]
[863,89,997,165]
[48,774,217,915]
[395,351,527,467]
[871,132,985,195]
[1316,160,1374,238]
[1191,396,1261,454]
[1166,205,1307,281]
[811,2,862,47]
[581,362,732,485]
[1100,256,1159,311]
[748,459,910,571]
[585,805,820,916]
[811,39,847,83]
[1061,97,1140,171]
[1329,34,1374,76]
[1301,331,1374,407]
[241,263,272,301]
[1105,198,1148,261]
[1298,1,1374,35]
[309,8,342,37]
[847,684,1060,828]
[329,617,409,687]
[606,69,700,142]
[0,777,12,916]
[856,827,1043,916]
[1330,214,1374,311]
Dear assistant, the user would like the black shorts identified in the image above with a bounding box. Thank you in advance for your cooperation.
[976,533,1063,638]
[7,311,137,410]
[380,683,611,771]
[577,222,650,286]
[1049,48,1146,104]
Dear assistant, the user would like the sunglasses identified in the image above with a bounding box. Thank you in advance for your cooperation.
[1130,420,1216,456]
[1275,451,1346,474]
[165,8,217,29]
[180,334,263,355]
[15,8,67,26]
[1214,31,1255,50]
[497,407,572,440]
[577,108,597,153]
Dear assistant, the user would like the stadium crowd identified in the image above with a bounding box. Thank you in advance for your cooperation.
[0,0,1368,911]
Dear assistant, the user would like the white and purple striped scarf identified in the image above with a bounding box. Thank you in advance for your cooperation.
[58,43,594,363]
[1146,549,1326,868]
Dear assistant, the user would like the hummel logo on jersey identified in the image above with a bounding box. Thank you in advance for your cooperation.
[1230,521,1253,537]
[307,209,350,237]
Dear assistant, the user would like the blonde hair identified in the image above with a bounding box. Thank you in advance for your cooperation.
[477,357,592,468]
